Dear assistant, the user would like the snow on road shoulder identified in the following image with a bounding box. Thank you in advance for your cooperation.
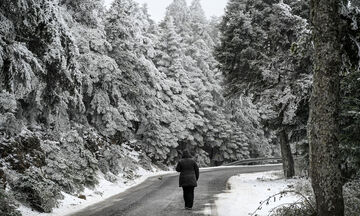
[200,163,282,171]
[214,171,300,216]
[18,167,174,216]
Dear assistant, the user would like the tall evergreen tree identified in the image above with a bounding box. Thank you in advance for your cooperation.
[215,0,310,178]
[165,0,191,31]
[189,0,207,36]
[339,0,360,179]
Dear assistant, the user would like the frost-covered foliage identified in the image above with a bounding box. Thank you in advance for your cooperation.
[0,0,146,213]
[215,0,312,160]
[155,0,260,163]
[0,186,21,216]
[227,96,271,157]
[339,2,360,179]
[344,179,360,216]
[0,0,266,213]
[101,0,258,165]
[61,0,103,27]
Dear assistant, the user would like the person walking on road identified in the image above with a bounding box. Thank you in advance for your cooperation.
[176,150,200,210]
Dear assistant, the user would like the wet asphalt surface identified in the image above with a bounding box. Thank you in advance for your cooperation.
[69,164,282,216]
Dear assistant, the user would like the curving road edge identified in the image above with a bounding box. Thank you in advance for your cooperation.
[70,164,282,216]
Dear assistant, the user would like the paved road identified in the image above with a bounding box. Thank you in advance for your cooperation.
[70,165,282,216]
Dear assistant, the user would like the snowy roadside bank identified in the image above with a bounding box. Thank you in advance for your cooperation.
[214,171,301,216]
[18,168,174,216]
[200,163,282,171]
[17,164,282,216]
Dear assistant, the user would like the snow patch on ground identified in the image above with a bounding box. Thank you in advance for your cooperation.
[200,163,282,171]
[214,171,300,216]
[18,167,174,216]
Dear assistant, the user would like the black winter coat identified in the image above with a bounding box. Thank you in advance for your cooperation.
[176,158,199,187]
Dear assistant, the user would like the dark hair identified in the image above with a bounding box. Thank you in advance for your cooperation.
[182,150,191,158]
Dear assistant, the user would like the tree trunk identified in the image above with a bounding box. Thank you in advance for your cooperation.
[279,129,295,178]
[309,0,345,215]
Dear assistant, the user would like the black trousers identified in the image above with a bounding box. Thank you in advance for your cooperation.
[182,186,195,208]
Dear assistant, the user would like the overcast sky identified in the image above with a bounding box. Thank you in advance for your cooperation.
[103,0,228,22]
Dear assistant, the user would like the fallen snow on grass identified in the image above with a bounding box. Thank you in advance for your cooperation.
[214,171,300,216]
[18,167,174,216]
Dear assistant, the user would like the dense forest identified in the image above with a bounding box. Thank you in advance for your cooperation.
[0,0,273,214]
[216,0,360,215]
[0,0,359,215]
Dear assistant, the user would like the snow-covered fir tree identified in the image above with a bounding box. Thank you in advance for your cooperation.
[216,0,311,177]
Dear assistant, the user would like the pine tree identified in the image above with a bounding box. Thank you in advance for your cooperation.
[165,0,191,33]
[339,1,360,179]
[61,0,104,27]
[216,0,311,177]
[189,0,207,36]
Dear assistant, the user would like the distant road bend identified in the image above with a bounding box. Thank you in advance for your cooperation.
[70,164,282,216]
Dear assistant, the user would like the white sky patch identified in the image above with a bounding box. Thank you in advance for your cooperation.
[103,0,228,22]
[213,171,301,216]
